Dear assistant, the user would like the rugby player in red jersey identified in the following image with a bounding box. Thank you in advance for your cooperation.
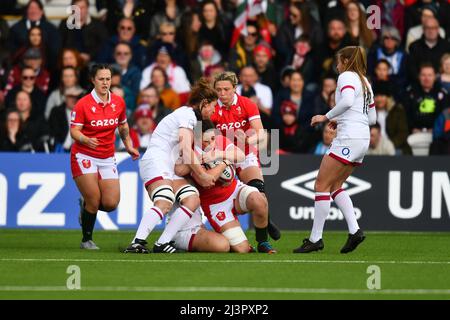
[175,120,277,253]
[70,64,139,250]
[210,71,281,243]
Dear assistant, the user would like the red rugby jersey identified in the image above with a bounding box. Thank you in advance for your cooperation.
[70,89,127,158]
[210,94,261,155]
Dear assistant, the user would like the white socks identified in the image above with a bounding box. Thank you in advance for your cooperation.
[134,206,163,242]
[157,205,194,244]
[332,188,359,234]
[310,192,331,243]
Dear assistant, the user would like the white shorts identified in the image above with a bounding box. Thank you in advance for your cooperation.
[327,138,370,166]
[139,147,182,187]
[71,152,118,179]
[172,225,202,251]
[202,182,249,232]
[236,152,260,173]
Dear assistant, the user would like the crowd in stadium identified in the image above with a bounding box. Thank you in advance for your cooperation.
[0,0,449,155]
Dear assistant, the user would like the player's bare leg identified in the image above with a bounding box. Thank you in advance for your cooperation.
[190,228,230,252]
[75,173,101,250]
[235,187,276,253]
[220,220,252,253]
[238,166,281,241]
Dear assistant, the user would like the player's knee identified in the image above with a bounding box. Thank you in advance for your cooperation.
[154,200,173,215]
[151,185,175,214]
[180,195,200,212]
[175,185,200,210]
[84,197,100,212]
[247,179,265,193]
[100,198,119,212]
[232,242,250,253]
[314,179,330,192]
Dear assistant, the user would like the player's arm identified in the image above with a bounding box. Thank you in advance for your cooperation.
[222,144,245,163]
[70,125,98,149]
[191,162,228,185]
[118,122,140,160]
[179,128,215,187]
[248,118,267,147]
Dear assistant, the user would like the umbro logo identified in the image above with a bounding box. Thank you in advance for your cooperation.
[281,170,372,200]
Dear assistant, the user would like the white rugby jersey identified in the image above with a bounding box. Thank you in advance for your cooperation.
[326,71,376,139]
[141,106,197,160]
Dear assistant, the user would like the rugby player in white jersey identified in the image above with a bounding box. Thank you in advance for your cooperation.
[294,46,377,254]
[124,78,217,253]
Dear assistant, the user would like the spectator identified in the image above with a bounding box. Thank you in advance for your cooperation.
[12,26,50,71]
[314,122,337,155]
[14,90,49,152]
[48,86,83,152]
[253,42,278,93]
[5,47,50,95]
[97,0,153,39]
[0,108,28,151]
[312,75,337,116]
[324,0,351,23]
[148,22,188,72]
[367,123,396,155]
[177,9,202,60]
[59,48,90,88]
[237,66,273,118]
[344,1,375,50]
[405,5,446,52]
[59,0,108,65]
[404,0,450,39]
[438,53,450,92]
[408,17,450,80]
[374,0,405,39]
[96,17,148,69]
[136,86,171,124]
[147,66,180,110]
[273,70,314,129]
[110,70,136,114]
[228,21,259,73]
[126,106,156,152]
[204,63,225,86]
[113,42,142,97]
[45,66,83,120]
[140,43,190,96]
[288,35,316,88]
[190,40,222,83]
[4,66,47,115]
[373,81,412,155]
[0,17,10,109]
[198,0,230,59]
[405,63,449,133]
[430,107,450,154]
[318,17,354,78]
[279,100,316,153]
[275,2,323,68]
[8,0,60,67]
[368,26,407,91]
[148,0,184,43]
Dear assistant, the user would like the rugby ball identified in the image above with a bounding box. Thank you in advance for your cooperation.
[204,160,236,184]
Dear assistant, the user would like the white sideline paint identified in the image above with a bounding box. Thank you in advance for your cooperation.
[0,286,449,295]
[1,258,450,265]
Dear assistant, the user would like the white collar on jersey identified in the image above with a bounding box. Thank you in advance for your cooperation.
[91,89,111,105]
[218,93,238,108]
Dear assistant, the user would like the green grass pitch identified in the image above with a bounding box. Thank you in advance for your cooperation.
[0,229,449,300]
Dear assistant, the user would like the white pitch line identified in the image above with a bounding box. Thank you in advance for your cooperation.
[0,286,449,295]
[1,258,450,265]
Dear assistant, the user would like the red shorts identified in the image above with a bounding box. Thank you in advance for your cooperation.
[71,152,118,179]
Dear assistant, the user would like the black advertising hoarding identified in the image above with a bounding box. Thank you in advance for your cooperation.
[265,155,450,231]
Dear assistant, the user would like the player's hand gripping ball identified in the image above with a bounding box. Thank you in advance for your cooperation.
[203,160,236,185]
